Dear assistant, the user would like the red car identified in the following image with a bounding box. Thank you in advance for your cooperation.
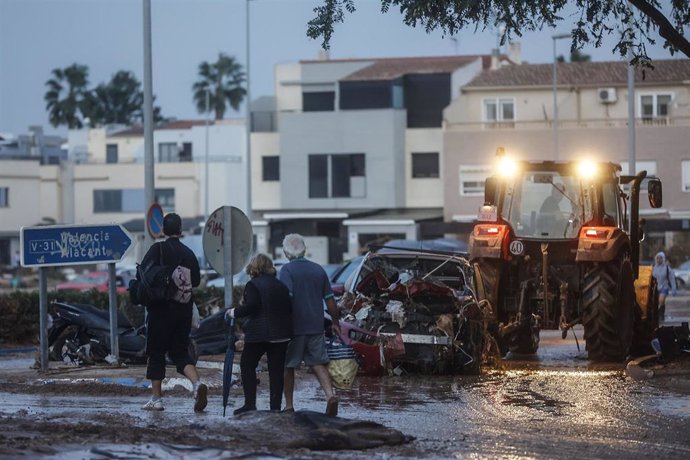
[56,271,128,295]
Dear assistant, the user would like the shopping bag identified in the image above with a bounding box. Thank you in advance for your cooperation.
[326,336,359,389]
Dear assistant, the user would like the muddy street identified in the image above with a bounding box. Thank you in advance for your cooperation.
[1,297,689,459]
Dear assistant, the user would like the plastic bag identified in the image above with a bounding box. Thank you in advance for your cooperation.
[191,303,201,330]
[326,337,359,389]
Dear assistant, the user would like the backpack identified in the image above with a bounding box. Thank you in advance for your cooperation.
[128,243,191,305]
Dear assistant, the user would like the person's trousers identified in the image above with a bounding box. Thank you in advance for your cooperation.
[145,303,193,381]
[240,341,289,410]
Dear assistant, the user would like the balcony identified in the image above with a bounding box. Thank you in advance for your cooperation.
[445,116,690,131]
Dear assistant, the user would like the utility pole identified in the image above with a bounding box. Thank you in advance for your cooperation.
[552,33,570,160]
[143,0,155,251]
[245,0,252,218]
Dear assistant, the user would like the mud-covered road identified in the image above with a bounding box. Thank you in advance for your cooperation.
[1,297,689,459]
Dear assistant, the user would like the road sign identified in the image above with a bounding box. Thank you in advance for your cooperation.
[21,223,135,267]
[203,206,253,275]
[147,203,165,239]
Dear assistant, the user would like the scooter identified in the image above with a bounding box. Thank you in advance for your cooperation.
[48,301,198,365]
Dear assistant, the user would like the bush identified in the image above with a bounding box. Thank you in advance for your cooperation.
[0,285,244,346]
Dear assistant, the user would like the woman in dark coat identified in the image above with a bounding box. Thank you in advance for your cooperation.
[228,253,292,414]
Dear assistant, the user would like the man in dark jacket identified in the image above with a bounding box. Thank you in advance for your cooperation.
[140,213,207,412]
[228,253,292,414]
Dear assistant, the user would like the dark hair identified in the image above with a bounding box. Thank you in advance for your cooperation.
[163,213,182,236]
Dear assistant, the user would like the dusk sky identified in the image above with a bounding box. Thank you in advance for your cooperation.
[0,0,682,136]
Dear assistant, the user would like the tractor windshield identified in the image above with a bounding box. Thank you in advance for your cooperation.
[502,170,585,239]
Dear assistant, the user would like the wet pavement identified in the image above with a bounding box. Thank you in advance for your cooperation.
[0,295,689,459]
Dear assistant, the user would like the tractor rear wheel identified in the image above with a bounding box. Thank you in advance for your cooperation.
[582,259,634,361]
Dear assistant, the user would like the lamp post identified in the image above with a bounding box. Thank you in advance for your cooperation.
[245,0,252,218]
[204,90,210,222]
[552,33,570,160]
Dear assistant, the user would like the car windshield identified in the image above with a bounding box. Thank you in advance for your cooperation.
[334,257,362,284]
[503,170,585,239]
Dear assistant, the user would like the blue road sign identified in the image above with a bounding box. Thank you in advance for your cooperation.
[20,224,135,267]
[147,203,165,239]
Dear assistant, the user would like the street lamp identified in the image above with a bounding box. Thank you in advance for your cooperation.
[204,89,211,222]
[552,33,570,160]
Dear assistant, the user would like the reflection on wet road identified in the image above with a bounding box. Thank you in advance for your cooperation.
[1,327,689,458]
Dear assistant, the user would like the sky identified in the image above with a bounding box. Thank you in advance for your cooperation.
[0,0,684,136]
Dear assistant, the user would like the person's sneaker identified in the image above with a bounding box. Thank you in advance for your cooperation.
[325,396,338,417]
[233,405,256,416]
[194,383,208,413]
[142,398,164,411]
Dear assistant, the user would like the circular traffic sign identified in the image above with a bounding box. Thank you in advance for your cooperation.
[202,206,253,275]
[146,203,165,239]
[509,240,524,256]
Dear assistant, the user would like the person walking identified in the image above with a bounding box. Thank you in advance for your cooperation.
[278,233,342,417]
[140,213,207,412]
[653,251,677,322]
[226,254,292,415]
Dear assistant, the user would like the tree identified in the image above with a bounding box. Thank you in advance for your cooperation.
[84,71,165,126]
[557,50,592,62]
[193,53,246,120]
[44,63,91,129]
[307,1,690,65]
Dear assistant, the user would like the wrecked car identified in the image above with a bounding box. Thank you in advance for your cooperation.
[333,248,489,376]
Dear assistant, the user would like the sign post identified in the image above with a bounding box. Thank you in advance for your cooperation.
[202,206,253,310]
[20,223,135,371]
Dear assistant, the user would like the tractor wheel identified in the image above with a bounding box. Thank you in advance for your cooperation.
[582,259,634,361]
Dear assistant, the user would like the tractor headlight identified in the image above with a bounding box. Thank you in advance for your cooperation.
[497,156,518,177]
[577,160,598,179]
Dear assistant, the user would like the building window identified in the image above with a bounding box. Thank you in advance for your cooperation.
[412,152,439,178]
[682,161,690,193]
[93,190,122,213]
[620,161,657,192]
[459,165,492,197]
[158,143,178,162]
[262,156,280,181]
[179,143,192,162]
[309,153,365,198]
[303,91,335,112]
[106,144,118,164]
[640,94,672,123]
[94,188,175,213]
[483,98,515,126]
[0,187,8,207]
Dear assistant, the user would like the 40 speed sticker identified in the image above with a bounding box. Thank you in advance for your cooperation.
[509,240,524,256]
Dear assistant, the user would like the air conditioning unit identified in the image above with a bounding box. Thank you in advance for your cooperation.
[598,88,617,104]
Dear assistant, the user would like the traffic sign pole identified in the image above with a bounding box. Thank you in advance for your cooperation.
[108,263,119,363]
[39,268,48,372]
[223,206,233,309]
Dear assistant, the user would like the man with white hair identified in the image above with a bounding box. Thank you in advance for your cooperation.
[278,233,342,416]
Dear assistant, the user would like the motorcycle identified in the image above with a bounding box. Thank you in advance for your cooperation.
[48,301,198,365]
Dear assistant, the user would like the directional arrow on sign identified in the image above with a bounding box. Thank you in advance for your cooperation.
[20,223,136,267]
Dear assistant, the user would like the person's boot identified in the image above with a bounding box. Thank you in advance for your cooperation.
[659,304,666,322]
[233,404,256,416]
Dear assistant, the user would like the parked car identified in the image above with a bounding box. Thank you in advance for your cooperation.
[674,260,690,288]
[56,271,128,295]
[205,271,251,288]
[334,248,486,376]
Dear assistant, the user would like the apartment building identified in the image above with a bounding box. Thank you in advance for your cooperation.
[443,59,690,251]
[0,120,248,265]
[251,54,501,262]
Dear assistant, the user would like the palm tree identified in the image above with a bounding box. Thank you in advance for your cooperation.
[193,53,246,120]
[44,63,90,129]
[84,71,166,126]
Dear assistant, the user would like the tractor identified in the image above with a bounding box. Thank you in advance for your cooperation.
[468,159,663,361]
